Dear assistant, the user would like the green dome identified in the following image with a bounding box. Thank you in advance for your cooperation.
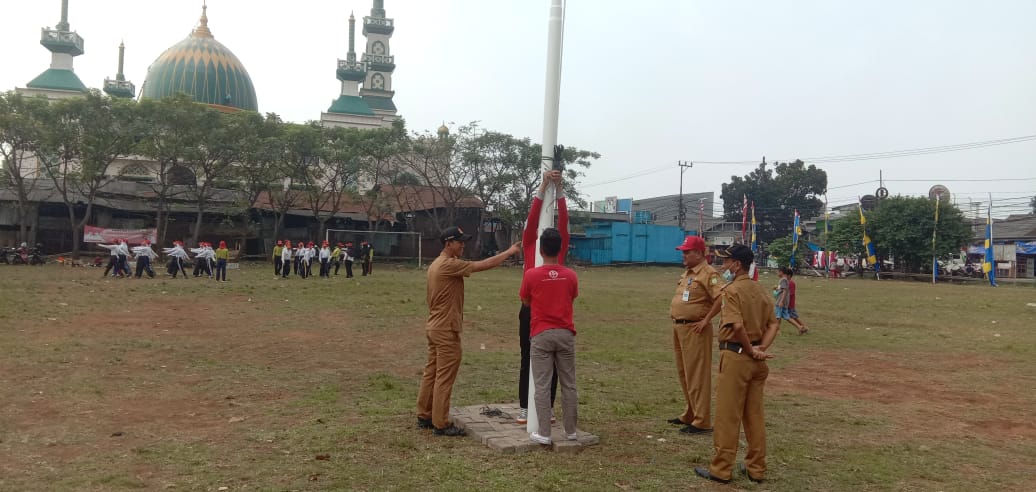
[139,8,257,112]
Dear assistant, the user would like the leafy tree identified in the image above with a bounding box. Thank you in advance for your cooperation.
[720,160,827,244]
[268,122,321,240]
[0,91,49,244]
[300,125,362,240]
[868,196,972,272]
[767,234,810,269]
[185,108,256,244]
[136,94,209,244]
[825,214,864,258]
[39,91,138,257]
[355,121,407,233]
[234,113,283,244]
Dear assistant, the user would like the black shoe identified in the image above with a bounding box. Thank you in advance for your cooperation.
[667,417,685,426]
[738,462,764,483]
[432,424,466,437]
[694,467,730,484]
[416,417,434,429]
[680,424,712,434]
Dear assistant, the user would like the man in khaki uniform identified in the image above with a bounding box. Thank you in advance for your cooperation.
[668,235,722,434]
[695,244,779,484]
[416,226,521,436]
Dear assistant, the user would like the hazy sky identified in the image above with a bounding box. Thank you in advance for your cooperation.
[3,0,1035,218]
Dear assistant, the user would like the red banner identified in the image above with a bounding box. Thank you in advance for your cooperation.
[83,226,157,245]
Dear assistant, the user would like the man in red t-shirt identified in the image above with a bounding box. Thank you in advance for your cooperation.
[516,170,569,424]
[519,228,579,445]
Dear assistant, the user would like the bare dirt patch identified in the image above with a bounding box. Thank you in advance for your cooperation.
[769,350,1036,441]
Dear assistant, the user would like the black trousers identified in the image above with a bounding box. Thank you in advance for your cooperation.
[274,257,282,276]
[320,259,330,277]
[345,260,354,278]
[519,304,557,409]
[215,259,227,281]
[334,257,342,275]
[135,256,155,278]
[282,258,291,278]
[104,256,117,276]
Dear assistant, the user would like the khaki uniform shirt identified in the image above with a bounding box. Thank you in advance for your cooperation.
[425,251,475,332]
[670,262,723,321]
[718,273,777,343]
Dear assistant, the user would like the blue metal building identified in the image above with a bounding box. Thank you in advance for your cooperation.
[569,222,694,265]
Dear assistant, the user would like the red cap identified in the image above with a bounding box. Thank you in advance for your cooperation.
[337,242,344,247]
[143,240,151,245]
[219,241,227,248]
[676,235,706,252]
[308,242,314,247]
[276,240,283,246]
[285,240,292,247]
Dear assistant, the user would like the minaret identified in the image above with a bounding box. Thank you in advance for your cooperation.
[337,12,367,97]
[25,0,87,93]
[322,11,377,125]
[360,0,397,116]
[103,41,136,98]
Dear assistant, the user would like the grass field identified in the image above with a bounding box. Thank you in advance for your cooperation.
[1,262,1034,491]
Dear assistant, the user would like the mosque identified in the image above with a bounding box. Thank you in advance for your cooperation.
[16,0,400,129]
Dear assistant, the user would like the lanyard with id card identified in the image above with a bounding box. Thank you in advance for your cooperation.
[682,277,691,302]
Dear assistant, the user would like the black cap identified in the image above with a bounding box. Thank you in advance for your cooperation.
[715,243,754,265]
[440,226,472,243]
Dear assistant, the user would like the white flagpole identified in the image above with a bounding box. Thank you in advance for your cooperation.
[528,0,565,435]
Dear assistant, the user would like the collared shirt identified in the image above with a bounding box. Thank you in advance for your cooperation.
[425,251,474,332]
[670,261,722,321]
[718,273,777,342]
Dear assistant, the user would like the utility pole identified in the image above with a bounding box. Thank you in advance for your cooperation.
[678,161,693,231]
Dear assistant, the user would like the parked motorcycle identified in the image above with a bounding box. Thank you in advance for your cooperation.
[0,247,13,264]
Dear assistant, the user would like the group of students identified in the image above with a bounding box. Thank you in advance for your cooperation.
[97,239,231,281]
[272,240,373,279]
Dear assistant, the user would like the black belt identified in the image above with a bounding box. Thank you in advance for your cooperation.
[672,319,700,324]
[719,341,761,354]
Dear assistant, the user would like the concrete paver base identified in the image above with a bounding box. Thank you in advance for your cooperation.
[450,403,600,454]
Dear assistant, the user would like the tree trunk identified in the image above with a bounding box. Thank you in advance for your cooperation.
[272,212,285,243]
[193,206,205,245]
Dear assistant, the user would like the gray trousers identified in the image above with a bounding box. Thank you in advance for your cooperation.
[531,328,578,437]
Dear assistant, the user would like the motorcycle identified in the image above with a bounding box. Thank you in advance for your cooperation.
[0,247,13,264]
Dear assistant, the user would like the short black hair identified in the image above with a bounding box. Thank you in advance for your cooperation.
[781,267,794,277]
[539,228,562,257]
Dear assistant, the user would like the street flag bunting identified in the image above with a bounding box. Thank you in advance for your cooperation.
[741,194,749,243]
[982,202,998,287]
[859,201,879,272]
[790,210,801,268]
[749,202,759,280]
[932,195,940,284]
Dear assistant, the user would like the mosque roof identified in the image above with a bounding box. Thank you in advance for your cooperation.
[327,95,375,116]
[26,68,88,92]
[139,5,257,112]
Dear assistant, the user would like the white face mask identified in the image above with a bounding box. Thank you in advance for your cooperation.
[722,269,735,282]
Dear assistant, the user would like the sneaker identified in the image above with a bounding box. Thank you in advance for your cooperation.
[516,408,528,425]
[566,432,579,441]
[432,424,466,437]
[530,432,552,445]
[416,417,434,429]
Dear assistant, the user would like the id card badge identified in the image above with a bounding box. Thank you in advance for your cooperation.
[682,290,690,302]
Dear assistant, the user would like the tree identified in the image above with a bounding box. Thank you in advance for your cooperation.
[0,91,49,244]
[767,234,810,269]
[355,121,407,232]
[136,94,209,244]
[868,196,972,273]
[720,160,827,244]
[825,214,865,258]
[39,91,138,257]
[1031,195,1035,214]
[300,125,362,240]
[267,122,319,241]
[185,108,253,245]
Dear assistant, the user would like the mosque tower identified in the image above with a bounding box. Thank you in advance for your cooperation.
[103,41,136,99]
[21,0,88,99]
[359,0,397,118]
[321,0,398,129]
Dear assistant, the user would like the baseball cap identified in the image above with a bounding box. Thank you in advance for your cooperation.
[440,226,472,243]
[675,235,706,252]
[715,243,754,264]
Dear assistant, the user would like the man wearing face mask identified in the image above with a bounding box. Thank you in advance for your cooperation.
[667,235,722,435]
[695,243,780,485]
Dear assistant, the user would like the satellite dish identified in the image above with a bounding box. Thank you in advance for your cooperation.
[860,195,878,211]
[928,184,951,201]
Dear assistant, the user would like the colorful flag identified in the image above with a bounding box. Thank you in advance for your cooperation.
[750,202,759,280]
[859,201,879,272]
[790,209,801,268]
[698,199,704,238]
[932,195,940,284]
[740,195,749,243]
[982,202,998,287]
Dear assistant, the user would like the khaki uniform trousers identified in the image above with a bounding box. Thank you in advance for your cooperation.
[416,330,462,429]
[673,322,712,429]
[710,350,769,481]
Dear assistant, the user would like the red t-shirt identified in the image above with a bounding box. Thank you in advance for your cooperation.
[523,196,569,270]
[519,264,578,338]
[788,279,797,309]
